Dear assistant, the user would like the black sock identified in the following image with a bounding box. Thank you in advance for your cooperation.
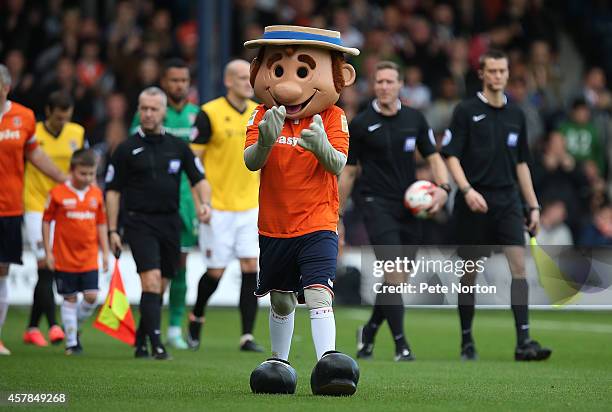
[511,278,530,345]
[239,272,258,336]
[193,272,220,318]
[141,292,162,348]
[135,319,147,349]
[29,269,56,328]
[458,277,475,347]
[365,293,386,338]
[379,285,407,350]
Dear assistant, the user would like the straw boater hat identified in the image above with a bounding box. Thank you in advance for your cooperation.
[244,25,360,56]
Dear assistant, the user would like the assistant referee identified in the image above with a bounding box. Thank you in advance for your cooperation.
[339,61,451,362]
[105,87,211,360]
[441,49,551,361]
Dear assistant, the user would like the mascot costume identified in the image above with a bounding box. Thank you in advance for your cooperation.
[244,26,360,396]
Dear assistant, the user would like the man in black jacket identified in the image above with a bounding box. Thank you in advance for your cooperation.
[105,87,211,360]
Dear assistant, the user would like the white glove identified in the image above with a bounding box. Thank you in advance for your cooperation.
[244,106,286,171]
[258,106,286,147]
[298,114,347,175]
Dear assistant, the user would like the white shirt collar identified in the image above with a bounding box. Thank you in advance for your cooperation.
[477,91,507,106]
[372,99,401,114]
[66,180,91,202]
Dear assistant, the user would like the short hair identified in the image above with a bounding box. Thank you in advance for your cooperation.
[0,64,11,87]
[46,91,74,112]
[571,97,588,110]
[161,58,188,77]
[375,61,401,78]
[138,86,167,107]
[70,148,96,169]
[479,49,508,69]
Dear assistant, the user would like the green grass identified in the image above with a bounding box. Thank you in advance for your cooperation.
[1,307,611,411]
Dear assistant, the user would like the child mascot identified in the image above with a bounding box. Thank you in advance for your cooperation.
[244,26,360,396]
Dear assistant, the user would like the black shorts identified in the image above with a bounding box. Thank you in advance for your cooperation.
[0,215,23,265]
[123,211,181,279]
[360,196,421,261]
[55,270,99,296]
[452,188,525,258]
[256,230,338,298]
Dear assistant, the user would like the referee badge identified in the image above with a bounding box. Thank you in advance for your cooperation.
[404,137,416,152]
[507,132,519,147]
[168,159,181,174]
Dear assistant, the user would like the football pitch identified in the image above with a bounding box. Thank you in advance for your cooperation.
[2,307,611,411]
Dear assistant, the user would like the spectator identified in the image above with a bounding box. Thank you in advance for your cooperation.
[507,76,545,147]
[579,203,612,246]
[425,76,460,134]
[558,98,606,176]
[536,200,573,245]
[400,65,431,110]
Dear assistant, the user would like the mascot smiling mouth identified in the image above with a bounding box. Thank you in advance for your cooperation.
[270,91,317,115]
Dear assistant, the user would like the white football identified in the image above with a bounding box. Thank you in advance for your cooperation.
[404,180,435,219]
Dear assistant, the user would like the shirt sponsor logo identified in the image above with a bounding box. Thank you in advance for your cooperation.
[507,132,518,147]
[168,159,181,174]
[367,123,382,132]
[276,135,299,146]
[0,129,20,141]
[404,137,416,152]
[66,210,96,220]
[472,114,487,122]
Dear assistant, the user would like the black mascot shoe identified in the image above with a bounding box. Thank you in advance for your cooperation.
[311,350,360,396]
[250,358,297,394]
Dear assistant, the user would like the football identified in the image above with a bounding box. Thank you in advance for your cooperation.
[404,180,435,219]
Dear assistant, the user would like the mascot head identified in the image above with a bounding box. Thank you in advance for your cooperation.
[245,25,360,120]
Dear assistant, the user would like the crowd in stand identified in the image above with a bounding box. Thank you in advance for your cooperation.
[1,0,611,246]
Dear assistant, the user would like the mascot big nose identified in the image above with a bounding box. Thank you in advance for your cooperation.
[273,82,302,104]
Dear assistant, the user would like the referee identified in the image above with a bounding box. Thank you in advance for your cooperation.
[441,49,551,361]
[339,61,451,361]
[105,87,211,360]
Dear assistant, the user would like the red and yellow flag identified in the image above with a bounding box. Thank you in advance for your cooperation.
[94,261,136,345]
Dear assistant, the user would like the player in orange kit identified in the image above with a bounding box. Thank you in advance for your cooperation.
[42,149,109,355]
[0,64,66,355]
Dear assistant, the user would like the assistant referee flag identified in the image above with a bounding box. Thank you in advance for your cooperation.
[94,261,136,345]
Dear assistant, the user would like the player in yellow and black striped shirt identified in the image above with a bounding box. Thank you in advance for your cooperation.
[23,92,85,348]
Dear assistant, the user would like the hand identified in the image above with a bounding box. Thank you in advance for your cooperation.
[258,106,286,147]
[526,208,540,236]
[102,254,109,272]
[426,186,448,214]
[298,114,328,155]
[198,203,212,224]
[45,254,55,271]
[110,232,122,258]
[464,188,488,213]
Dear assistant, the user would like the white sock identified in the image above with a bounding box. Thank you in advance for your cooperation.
[310,307,335,360]
[61,301,78,347]
[0,277,8,337]
[269,308,294,361]
[167,325,181,338]
[77,300,96,326]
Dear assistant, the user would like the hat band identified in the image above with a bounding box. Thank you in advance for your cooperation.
[262,31,343,46]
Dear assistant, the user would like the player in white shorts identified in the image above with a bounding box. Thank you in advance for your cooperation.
[188,60,263,352]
